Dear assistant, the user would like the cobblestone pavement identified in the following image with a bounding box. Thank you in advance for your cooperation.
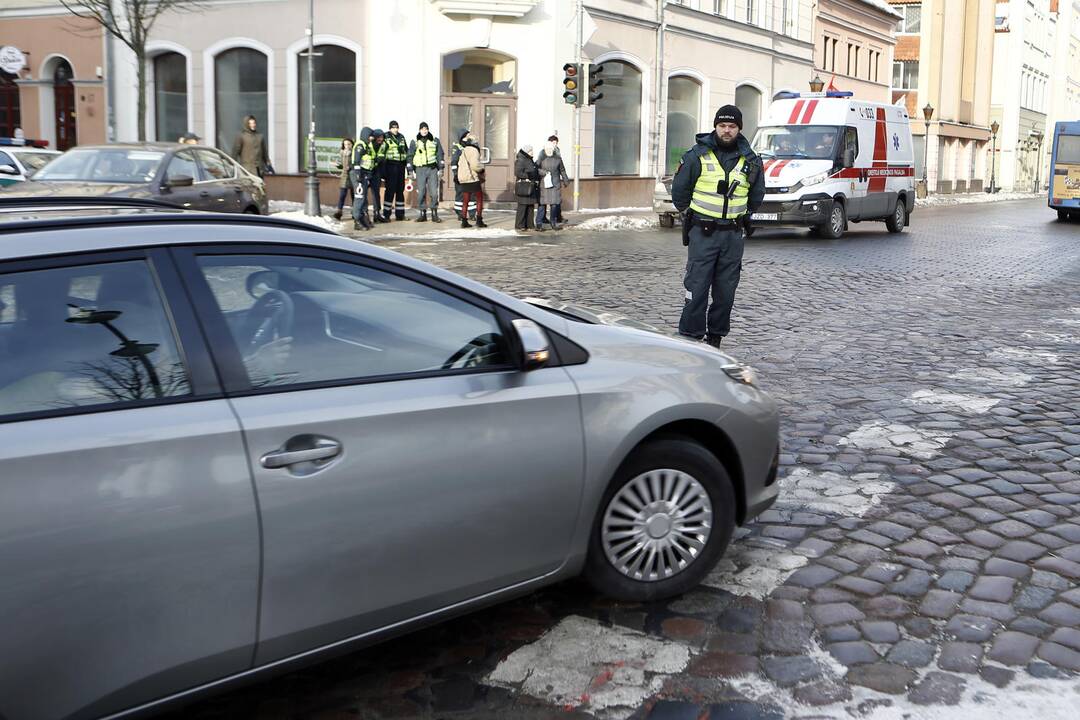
[167,200,1080,719]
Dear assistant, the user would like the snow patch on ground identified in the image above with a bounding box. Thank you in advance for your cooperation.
[575,215,656,231]
[903,389,999,414]
[270,210,348,232]
[701,540,809,600]
[916,191,1040,207]
[777,468,898,516]
[948,367,1033,387]
[840,420,954,460]
[987,347,1060,365]
[485,615,692,719]
[576,206,652,215]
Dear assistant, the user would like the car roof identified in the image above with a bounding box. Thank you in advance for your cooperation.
[4,146,61,154]
[62,143,179,151]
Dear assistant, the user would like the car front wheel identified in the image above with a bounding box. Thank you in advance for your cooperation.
[583,438,736,602]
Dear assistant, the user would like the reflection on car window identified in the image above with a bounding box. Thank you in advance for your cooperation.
[18,152,57,173]
[196,255,509,388]
[0,151,13,168]
[34,149,165,183]
[196,150,234,180]
[167,152,199,182]
[0,261,190,418]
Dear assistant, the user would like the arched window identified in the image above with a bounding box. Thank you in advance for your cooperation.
[0,71,19,139]
[298,45,356,167]
[594,60,642,176]
[734,84,762,140]
[153,53,187,143]
[666,76,701,175]
[215,48,267,150]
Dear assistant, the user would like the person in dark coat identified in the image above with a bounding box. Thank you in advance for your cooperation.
[231,115,272,177]
[381,120,409,221]
[368,129,387,222]
[333,137,354,221]
[514,145,540,231]
[536,138,570,230]
[538,135,568,225]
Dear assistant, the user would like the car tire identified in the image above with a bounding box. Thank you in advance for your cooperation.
[583,437,736,602]
[819,201,846,239]
[659,213,675,228]
[885,199,906,233]
[1058,209,1069,222]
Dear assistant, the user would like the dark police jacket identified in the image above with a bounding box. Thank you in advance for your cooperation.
[671,132,765,216]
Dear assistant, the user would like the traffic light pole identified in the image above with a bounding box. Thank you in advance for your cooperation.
[573,0,583,212]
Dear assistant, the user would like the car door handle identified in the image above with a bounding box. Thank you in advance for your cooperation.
[199,191,210,197]
[260,437,342,469]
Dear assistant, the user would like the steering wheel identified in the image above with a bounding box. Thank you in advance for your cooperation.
[242,290,295,353]
[442,333,501,370]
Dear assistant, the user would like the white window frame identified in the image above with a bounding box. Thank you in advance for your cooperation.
[203,38,276,161]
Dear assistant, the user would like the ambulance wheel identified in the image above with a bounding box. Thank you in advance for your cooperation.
[819,202,846,239]
[886,200,907,233]
[659,213,675,228]
[1058,209,1070,222]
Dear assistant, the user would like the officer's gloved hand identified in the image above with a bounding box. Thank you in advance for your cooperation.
[741,215,753,233]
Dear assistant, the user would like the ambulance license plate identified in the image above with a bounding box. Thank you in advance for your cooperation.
[752,212,778,221]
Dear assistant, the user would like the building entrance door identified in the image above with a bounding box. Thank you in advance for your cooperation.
[53,61,76,151]
[441,96,517,204]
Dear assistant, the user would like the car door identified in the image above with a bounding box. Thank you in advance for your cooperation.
[160,149,212,210]
[0,249,259,720]
[0,150,19,185]
[195,148,242,213]
[843,125,868,219]
[174,244,585,664]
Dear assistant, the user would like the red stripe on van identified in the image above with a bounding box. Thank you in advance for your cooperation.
[800,100,819,124]
[770,159,790,177]
[788,101,806,124]
[868,108,890,193]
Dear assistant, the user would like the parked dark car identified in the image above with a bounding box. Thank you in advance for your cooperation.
[0,143,268,214]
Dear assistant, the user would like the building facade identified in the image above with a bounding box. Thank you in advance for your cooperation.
[0,0,108,149]
[990,0,1055,192]
[97,0,815,207]
[890,0,996,194]
[813,0,900,104]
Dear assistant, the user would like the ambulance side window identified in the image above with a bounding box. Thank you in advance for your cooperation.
[842,128,859,167]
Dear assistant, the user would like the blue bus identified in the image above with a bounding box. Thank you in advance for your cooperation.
[1049,120,1080,220]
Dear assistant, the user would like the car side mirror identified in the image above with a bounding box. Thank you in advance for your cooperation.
[0,164,18,176]
[512,318,550,371]
[165,174,194,188]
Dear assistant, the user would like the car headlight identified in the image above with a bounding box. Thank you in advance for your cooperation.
[800,171,829,188]
[721,363,758,386]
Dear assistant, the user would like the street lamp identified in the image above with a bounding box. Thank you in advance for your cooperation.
[809,75,824,93]
[989,120,999,194]
[1031,129,1044,194]
[922,103,934,192]
[302,0,320,216]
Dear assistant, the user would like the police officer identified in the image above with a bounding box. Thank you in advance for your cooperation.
[350,126,375,231]
[368,128,388,222]
[407,121,445,223]
[449,128,475,221]
[382,120,409,221]
[671,104,764,347]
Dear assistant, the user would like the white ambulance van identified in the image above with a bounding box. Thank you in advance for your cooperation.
[747,91,915,238]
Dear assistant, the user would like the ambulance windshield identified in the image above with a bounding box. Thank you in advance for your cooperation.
[752,126,842,160]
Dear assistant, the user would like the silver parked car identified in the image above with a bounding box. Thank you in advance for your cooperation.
[0,199,779,720]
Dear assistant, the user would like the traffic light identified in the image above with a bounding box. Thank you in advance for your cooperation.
[587,63,605,105]
[562,63,582,106]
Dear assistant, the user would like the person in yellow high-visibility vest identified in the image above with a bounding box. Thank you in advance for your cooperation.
[671,104,764,347]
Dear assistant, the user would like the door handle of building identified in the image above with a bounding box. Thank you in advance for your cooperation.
[261,437,342,468]
[481,146,491,164]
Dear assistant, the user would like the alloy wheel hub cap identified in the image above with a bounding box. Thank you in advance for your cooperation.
[601,469,713,582]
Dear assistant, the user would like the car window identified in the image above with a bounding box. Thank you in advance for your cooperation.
[35,149,165,183]
[0,151,14,169]
[166,151,201,182]
[196,150,234,180]
[16,151,57,173]
[195,255,510,389]
[0,260,190,419]
[844,127,859,166]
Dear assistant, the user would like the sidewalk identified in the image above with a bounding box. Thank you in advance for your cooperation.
[269,200,656,241]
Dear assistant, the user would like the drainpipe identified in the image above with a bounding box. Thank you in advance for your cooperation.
[104,9,116,141]
[652,1,667,178]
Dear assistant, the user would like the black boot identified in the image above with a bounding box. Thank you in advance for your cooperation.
[432,209,443,223]
[460,215,472,228]
[417,210,427,222]
[353,220,362,230]
[334,210,343,221]
[475,215,488,228]
[360,215,373,230]
[396,211,406,221]
[383,210,391,222]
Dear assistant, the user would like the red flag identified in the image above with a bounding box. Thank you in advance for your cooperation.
[827,75,839,92]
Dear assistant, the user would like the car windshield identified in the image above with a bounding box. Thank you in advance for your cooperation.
[16,152,58,173]
[752,126,842,160]
[34,148,165,183]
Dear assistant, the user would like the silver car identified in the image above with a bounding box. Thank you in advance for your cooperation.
[0,200,779,720]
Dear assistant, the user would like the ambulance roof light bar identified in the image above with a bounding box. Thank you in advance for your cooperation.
[774,90,855,100]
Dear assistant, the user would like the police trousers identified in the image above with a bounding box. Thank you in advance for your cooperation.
[677,224,744,340]
[382,161,406,219]
[350,170,371,222]
[415,166,440,210]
